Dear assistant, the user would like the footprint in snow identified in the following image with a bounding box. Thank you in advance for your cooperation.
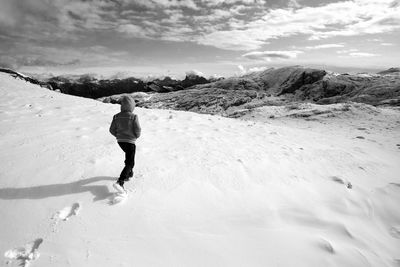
[110,184,129,205]
[4,238,43,267]
[330,176,352,189]
[316,238,335,254]
[56,202,81,221]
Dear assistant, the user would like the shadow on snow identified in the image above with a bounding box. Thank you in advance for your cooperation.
[0,176,115,201]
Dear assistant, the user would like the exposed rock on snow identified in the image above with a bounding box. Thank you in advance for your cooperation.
[45,73,212,98]
[138,66,400,117]
[48,76,148,98]
[4,66,400,113]
[138,88,261,115]
[276,67,326,96]
[377,67,400,75]
[98,92,152,104]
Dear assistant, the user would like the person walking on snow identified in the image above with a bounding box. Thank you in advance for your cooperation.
[109,95,141,188]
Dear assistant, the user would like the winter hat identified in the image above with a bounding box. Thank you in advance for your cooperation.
[120,95,135,112]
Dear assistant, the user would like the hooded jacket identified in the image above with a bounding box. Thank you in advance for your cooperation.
[109,96,141,144]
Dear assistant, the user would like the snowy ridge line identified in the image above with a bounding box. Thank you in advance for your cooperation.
[0,68,53,90]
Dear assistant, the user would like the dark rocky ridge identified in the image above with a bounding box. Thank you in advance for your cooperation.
[148,73,211,93]
[45,73,212,98]
[47,75,148,98]
[0,68,215,98]
[377,67,400,75]
[135,66,400,116]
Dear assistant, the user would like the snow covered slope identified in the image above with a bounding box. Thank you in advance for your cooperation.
[0,72,399,266]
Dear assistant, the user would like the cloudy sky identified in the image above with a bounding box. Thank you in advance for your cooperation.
[0,0,399,78]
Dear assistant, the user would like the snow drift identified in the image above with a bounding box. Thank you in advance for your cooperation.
[0,72,399,266]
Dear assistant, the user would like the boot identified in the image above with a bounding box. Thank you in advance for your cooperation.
[116,179,124,188]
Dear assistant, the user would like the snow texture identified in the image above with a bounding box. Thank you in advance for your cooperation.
[4,238,43,267]
[0,72,400,266]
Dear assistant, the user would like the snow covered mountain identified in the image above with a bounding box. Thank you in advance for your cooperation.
[0,72,399,266]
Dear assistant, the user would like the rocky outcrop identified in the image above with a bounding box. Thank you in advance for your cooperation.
[137,88,261,115]
[377,67,400,75]
[181,73,209,88]
[48,76,148,99]
[296,73,400,106]
[192,66,326,95]
[138,66,400,115]
[1,68,213,99]
[138,67,328,113]
[195,77,262,91]
[146,74,210,93]
[146,77,182,93]
[277,68,326,96]
[48,73,212,99]
[98,92,151,104]
[3,65,400,120]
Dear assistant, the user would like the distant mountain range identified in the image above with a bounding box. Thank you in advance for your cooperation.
[44,72,217,99]
[136,66,400,116]
[1,66,399,117]
[376,67,400,75]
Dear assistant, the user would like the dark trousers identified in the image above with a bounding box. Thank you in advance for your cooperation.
[118,142,136,181]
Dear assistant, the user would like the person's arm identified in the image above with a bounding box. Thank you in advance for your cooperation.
[109,116,117,137]
[132,115,141,138]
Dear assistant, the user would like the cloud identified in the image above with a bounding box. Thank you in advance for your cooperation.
[117,24,154,38]
[18,57,80,67]
[305,0,400,40]
[0,0,119,42]
[197,0,400,50]
[0,55,18,69]
[198,30,267,51]
[0,43,130,70]
[288,0,301,9]
[336,49,359,54]
[336,49,378,57]
[202,0,262,7]
[185,69,205,77]
[348,52,379,57]
[238,64,246,75]
[123,0,199,9]
[0,54,80,68]
[248,66,269,72]
[154,0,198,9]
[1,0,399,72]
[236,65,269,75]
[0,0,18,27]
[3,0,399,53]
[242,50,303,60]
[305,44,345,49]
